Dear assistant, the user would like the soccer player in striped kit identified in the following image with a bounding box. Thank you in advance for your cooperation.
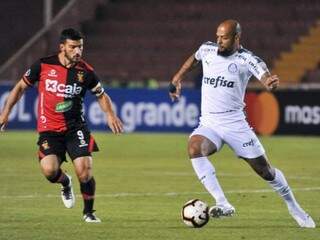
[0,28,123,223]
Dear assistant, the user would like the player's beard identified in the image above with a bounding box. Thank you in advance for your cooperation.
[65,51,81,64]
[218,37,237,56]
[218,47,234,57]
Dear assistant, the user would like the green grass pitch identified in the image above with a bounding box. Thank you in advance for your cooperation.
[0,131,319,240]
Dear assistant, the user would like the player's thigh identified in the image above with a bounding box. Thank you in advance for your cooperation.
[223,124,265,159]
[73,156,93,182]
[37,133,67,167]
[188,125,222,157]
[39,154,61,175]
[66,127,99,161]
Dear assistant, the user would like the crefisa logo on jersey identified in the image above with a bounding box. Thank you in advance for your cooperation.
[228,63,238,74]
[203,76,235,88]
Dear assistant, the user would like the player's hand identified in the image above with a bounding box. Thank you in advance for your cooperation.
[169,81,181,102]
[0,115,8,132]
[265,75,279,91]
[106,114,124,134]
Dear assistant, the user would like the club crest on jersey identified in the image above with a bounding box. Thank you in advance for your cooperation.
[77,71,84,83]
[203,76,235,88]
[228,63,238,74]
[204,59,212,65]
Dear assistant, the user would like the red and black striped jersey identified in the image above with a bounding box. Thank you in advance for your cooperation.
[22,55,104,133]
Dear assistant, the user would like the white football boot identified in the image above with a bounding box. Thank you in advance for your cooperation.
[60,174,75,208]
[83,212,101,223]
[289,209,316,228]
[209,203,235,218]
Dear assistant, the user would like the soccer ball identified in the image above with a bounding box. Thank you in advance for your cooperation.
[181,199,209,228]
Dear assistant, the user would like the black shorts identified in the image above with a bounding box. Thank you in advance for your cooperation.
[37,127,99,162]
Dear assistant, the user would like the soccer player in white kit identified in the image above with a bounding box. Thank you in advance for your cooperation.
[169,19,315,228]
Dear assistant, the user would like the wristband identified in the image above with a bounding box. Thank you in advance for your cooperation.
[168,82,177,93]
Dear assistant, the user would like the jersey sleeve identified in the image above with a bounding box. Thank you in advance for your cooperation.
[247,55,269,80]
[195,42,216,61]
[22,60,41,86]
[194,45,203,61]
[87,71,105,97]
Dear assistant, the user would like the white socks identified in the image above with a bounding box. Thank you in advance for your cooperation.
[268,168,303,213]
[269,168,316,228]
[191,157,229,206]
[191,158,303,215]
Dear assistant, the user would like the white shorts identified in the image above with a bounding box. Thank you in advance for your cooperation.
[190,117,265,159]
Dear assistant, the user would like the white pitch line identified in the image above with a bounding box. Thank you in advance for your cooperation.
[1,187,320,199]
[160,172,319,180]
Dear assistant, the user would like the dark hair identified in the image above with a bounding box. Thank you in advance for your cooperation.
[60,28,83,43]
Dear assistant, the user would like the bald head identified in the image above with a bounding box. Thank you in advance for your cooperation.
[218,19,241,36]
[216,19,241,56]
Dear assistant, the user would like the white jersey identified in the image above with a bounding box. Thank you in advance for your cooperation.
[195,41,268,124]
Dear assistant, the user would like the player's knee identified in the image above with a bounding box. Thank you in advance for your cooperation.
[41,165,57,177]
[258,168,275,181]
[245,155,275,181]
[188,146,199,158]
[77,171,92,183]
[188,143,203,158]
[43,169,61,183]
[188,140,215,158]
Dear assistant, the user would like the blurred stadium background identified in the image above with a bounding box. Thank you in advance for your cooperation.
[0,0,319,135]
[0,1,319,239]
